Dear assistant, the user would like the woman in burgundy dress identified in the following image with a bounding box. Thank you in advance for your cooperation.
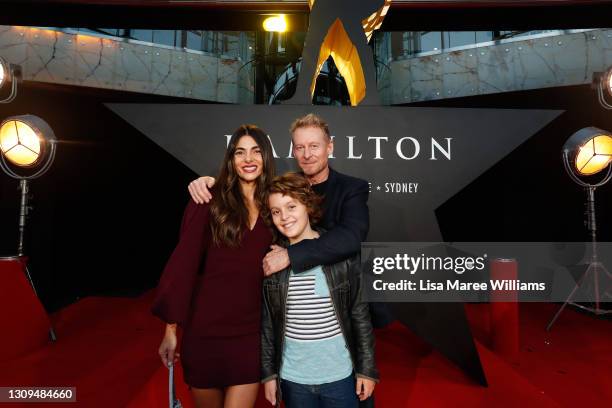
[151,125,275,408]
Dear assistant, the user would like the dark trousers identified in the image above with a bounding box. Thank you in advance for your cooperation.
[281,375,359,408]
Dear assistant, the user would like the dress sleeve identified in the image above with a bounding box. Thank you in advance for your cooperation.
[151,200,212,327]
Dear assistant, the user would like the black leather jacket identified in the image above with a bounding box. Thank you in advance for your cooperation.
[261,254,379,387]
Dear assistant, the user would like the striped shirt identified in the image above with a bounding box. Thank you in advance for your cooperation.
[285,274,342,341]
[280,266,353,384]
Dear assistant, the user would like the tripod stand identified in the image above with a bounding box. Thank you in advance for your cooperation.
[0,117,58,342]
[16,179,57,341]
[547,156,612,331]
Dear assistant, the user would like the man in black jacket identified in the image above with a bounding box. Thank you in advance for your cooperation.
[265,113,369,275]
[188,113,369,277]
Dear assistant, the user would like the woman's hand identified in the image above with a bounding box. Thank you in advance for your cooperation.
[158,324,180,368]
[188,176,216,204]
[263,379,277,406]
[356,377,376,401]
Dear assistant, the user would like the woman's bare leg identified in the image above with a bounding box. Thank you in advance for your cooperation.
[223,383,260,408]
[191,387,224,408]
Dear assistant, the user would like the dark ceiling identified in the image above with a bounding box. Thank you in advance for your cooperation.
[0,0,611,30]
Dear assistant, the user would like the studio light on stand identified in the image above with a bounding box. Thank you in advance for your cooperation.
[547,127,612,331]
[593,66,612,110]
[0,114,57,340]
[0,56,22,104]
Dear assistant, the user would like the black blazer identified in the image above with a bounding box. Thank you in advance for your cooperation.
[287,167,369,272]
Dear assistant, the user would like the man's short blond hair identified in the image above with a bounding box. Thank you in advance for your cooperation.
[290,113,331,140]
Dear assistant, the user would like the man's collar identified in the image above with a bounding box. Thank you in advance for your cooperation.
[327,166,337,182]
[300,165,336,187]
[311,165,335,185]
[323,166,337,191]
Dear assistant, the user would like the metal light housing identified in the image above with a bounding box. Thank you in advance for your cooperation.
[0,56,21,103]
[0,115,57,178]
[563,127,612,177]
[0,58,6,87]
[605,66,612,97]
[595,66,612,110]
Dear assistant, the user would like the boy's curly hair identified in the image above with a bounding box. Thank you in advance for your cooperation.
[265,172,324,242]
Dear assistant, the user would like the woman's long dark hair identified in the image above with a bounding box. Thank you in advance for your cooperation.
[210,125,275,247]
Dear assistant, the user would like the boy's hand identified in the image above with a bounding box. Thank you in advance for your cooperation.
[356,377,375,401]
[264,379,277,406]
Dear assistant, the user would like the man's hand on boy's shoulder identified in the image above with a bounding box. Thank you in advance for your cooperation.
[188,176,216,204]
[263,245,290,276]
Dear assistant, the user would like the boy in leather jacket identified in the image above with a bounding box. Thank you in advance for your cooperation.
[261,173,378,408]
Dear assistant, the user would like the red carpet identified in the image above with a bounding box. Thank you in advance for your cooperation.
[0,291,609,407]
[0,258,52,363]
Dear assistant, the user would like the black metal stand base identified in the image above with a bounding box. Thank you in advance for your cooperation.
[547,261,612,331]
[23,263,58,342]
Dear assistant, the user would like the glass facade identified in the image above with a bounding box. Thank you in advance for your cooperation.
[65,27,570,63]
[388,30,564,58]
[39,27,603,105]
[66,28,252,59]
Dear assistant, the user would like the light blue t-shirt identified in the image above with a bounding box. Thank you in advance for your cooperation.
[279,266,353,384]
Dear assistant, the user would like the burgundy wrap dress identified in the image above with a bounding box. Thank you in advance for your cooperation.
[152,200,272,388]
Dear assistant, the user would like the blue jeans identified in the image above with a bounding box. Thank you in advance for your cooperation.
[280,375,359,408]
